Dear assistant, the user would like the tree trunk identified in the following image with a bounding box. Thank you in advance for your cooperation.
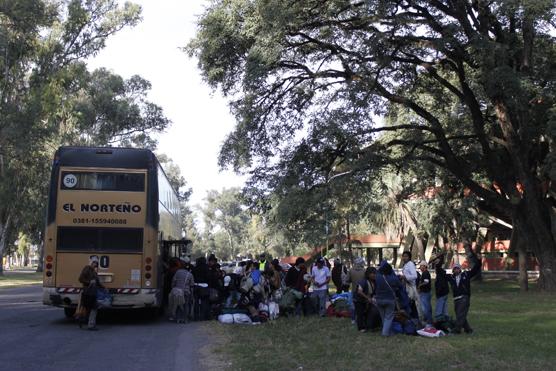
[0,215,12,275]
[36,239,44,273]
[512,199,556,291]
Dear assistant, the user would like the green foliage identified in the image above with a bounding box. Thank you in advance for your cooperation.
[0,1,171,270]
[190,0,556,276]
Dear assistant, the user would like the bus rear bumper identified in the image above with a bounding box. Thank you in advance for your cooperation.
[43,287,160,308]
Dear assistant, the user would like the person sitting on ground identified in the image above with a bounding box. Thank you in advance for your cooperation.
[310,257,331,317]
[354,267,381,332]
[267,259,282,297]
[438,249,481,334]
[224,267,242,307]
[375,261,402,337]
[417,261,433,325]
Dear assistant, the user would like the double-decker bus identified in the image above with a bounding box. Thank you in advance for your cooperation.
[42,147,189,317]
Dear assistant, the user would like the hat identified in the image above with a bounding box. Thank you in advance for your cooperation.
[271,258,280,266]
[89,256,99,265]
[224,275,231,287]
[453,263,462,269]
[259,252,266,258]
[419,260,428,267]
[316,257,325,264]
[182,256,191,264]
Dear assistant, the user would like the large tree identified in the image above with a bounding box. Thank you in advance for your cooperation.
[189,0,556,289]
[0,1,172,274]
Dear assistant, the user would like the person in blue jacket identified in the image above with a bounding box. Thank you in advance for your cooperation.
[439,251,481,334]
[374,261,402,336]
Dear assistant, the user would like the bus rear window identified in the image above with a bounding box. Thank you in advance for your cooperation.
[57,227,143,252]
[61,172,145,192]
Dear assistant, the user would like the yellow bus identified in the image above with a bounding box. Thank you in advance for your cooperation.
[42,147,189,317]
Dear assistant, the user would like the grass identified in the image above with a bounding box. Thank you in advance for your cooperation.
[204,280,556,370]
[0,269,42,289]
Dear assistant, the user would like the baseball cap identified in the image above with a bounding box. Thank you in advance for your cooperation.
[224,275,231,287]
[316,257,325,264]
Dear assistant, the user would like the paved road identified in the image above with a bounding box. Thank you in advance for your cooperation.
[0,285,208,371]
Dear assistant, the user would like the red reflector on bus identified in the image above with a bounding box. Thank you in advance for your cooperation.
[46,271,52,277]
[46,256,53,262]
[145,273,151,279]
[145,265,151,271]
[46,263,53,270]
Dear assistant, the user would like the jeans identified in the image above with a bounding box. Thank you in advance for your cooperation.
[454,295,472,332]
[435,295,449,320]
[88,308,97,329]
[312,289,327,316]
[419,292,432,324]
[376,299,395,336]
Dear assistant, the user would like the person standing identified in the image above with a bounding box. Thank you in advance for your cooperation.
[441,251,481,334]
[401,251,422,321]
[78,257,103,331]
[285,257,306,316]
[432,253,449,320]
[310,257,331,317]
[331,258,345,294]
[417,261,432,325]
[354,267,380,332]
[193,257,211,321]
[374,261,401,336]
[170,261,195,323]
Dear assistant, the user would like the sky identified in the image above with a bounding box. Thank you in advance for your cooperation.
[87,0,245,210]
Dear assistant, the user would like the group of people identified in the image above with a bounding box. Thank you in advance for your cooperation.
[166,253,285,323]
[348,250,481,336]
[76,249,481,336]
[279,250,481,336]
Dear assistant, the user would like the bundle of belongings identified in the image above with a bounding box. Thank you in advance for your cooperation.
[327,292,353,318]
[417,326,446,338]
[218,312,254,324]
[278,287,303,316]
[390,284,419,335]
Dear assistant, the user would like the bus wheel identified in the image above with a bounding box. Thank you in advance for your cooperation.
[64,307,76,318]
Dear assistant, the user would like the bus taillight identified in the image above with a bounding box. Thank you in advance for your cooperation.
[145,273,152,279]
[46,271,52,277]
[145,257,152,264]
[145,265,151,271]
[46,263,53,270]
[46,255,53,262]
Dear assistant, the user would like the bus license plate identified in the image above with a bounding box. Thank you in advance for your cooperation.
[98,275,113,283]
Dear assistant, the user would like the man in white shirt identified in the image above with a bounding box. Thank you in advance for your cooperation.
[401,251,423,321]
[311,257,331,317]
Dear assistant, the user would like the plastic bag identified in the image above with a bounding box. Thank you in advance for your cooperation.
[218,314,234,324]
[232,313,252,324]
